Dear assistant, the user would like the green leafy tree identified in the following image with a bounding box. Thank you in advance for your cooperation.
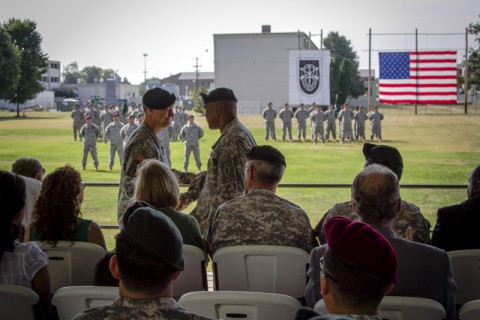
[2,18,47,117]
[323,31,364,103]
[0,28,21,99]
[81,65,103,83]
[468,16,480,86]
[191,87,208,115]
[62,61,81,84]
[122,77,130,84]
[103,68,115,81]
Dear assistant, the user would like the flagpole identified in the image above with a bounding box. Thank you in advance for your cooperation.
[415,28,418,115]
[465,27,469,114]
[368,28,372,110]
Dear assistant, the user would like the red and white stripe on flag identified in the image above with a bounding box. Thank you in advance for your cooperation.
[379,51,458,105]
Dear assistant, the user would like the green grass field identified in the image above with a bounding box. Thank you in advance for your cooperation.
[1,106,479,250]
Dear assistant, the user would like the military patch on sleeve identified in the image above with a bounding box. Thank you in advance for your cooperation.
[135,154,144,162]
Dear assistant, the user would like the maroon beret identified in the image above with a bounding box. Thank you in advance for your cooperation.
[85,115,92,120]
[324,217,398,283]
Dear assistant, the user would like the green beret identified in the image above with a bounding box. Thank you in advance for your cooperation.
[122,201,184,271]
[142,88,176,110]
[246,145,286,167]
[201,87,238,104]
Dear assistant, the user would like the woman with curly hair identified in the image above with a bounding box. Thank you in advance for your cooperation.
[0,171,51,319]
[24,165,106,250]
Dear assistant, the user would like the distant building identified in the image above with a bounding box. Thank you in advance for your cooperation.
[41,60,61,91]
[61,80,140,105]
[160,72,214,97]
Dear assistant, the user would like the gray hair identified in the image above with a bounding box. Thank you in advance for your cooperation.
[351,164,400,226]
[246,159,285,185]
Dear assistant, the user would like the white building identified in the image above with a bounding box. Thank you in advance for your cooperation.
[61,80,140,105]
[41,60,61,91]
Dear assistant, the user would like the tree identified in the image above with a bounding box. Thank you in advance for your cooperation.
[62,61,81,84]
[0,28,21,99]
[468,16,480,87]
[323,31,364,103]
[80,65,103,83]
[2,19,47,117]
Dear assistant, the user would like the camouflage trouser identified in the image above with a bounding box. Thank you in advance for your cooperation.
[173,124,182,140]
[298,122,307,140]
[370,124,382,140]
[264,121,276,140]
[163,142,171,167]
[73,122,83,141]
[311,125,325,143]
[325,122,336,140]
[282,123,292,141]
[183,144,202,171]
[82,142,99,167]
[341,124,353,141]
[355,123,365,140]
[109,142,124,167]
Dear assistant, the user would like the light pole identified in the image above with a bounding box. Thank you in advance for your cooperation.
[143,53,148,87]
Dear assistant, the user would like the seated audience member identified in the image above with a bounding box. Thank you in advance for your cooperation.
[73,201,211,320]
[305,165,457,320]
[0,171,51,319]
[133,159,205,252]
[11,157,45,231]
[297,217,397,320]
[24,165,107,250]
[94,251,119,287]
[315,143,431,244]
[432,164,480,251]
[207,145,317,254]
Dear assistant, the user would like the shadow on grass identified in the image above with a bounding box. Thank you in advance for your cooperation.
[0,115,58,121]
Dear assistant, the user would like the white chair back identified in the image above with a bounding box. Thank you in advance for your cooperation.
[35,241,106,293]
[459,299,480,320]
[52,286,118,320]
[448,249,480,305]
[0,284,39,320]
[178,291,302,320]
[173,245,208,298]
[314,296,446,320]
[212,245,309,298]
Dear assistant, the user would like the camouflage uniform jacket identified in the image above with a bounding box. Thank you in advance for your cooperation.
[100,110,113,127]
[314,200,431,244]
[104,121,125,144]
[207,188,316,254]
[189,118,256,235]
[120,123,138,142]
[117,123,194,223]
[369,111,384,127]
[279,109,294,124]
[73,296,211,320]
[324,109,336,124]
[80,123,100,143]
[310,111,326,128]
[294,109,309,124]
[71,109,85,124]
[180,123,204,146]
[337,109,354,130]
[262,108,277,122]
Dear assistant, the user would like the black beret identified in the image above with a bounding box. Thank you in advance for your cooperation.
[363,143,403,179]
[246,145,286,167]
[142,88,176,110]
[201,87,238,104]
[122,201,184,271]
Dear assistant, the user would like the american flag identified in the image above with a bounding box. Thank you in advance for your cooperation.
[379,51,458,104]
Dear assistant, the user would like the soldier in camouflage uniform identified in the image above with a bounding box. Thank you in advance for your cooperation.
[71,105,85,141]
[99,105,113,139]
[79,115,100,171]
[180,115,204,172]
[117,88,195,223]
[172,106,183,141]
[120,113,138,148]
[294,103,309,141]
[354,105,367,142]
[104,112,125,170]
[207,145,316,254]
[157,123,174,167]
[93,105,102,130]
[310,105,326,145]
[337,104,354,143]
[278,103,294,141]
[324,105,337,141]
[74,202,211,320]
[314,143,431,245]
[135,111,144,126]
[369,106,384,142]
[262,102,277,141]
[185,88,257,235]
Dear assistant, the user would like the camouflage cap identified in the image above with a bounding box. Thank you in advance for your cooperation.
[201,87,238,103]
[325,217,398,284]
[246,145,286,167]
[122,201,184,271]
[142,87,176,110]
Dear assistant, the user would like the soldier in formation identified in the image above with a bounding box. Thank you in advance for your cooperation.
[369,106,384,142]
[104,112,125,170]
[157,123,174,167]
[337,104,354,143]
[262,102,277,141]
[278,103,294,142]
[120,113,138,148]
[79,115,100,171]
[354,105,368,142]
[99,105,113,139]
[294,103,309,141]
[180,115,204,172]
[71,105,85,141]
[172,106,183,141]
[324,105,337,141]
[310,105,326,145]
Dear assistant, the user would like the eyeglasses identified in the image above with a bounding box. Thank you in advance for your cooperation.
[319,257,338,283]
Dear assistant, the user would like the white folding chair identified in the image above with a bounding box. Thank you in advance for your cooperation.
[34,241,106,293]
[173,245,208,299]
[0,284,39,320]
[459,299,480,320]
[447,249,480,305]
[52,286,118,320]
[212,245,309,299]
[314,296,446,320]
[178,291,302,320]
